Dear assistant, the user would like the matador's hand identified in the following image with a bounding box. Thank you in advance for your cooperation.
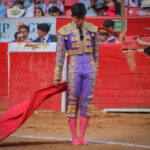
[52,80,59,86]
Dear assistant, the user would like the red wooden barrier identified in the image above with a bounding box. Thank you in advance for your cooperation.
[1,41,150,110]
[0,43,8,109]
[94,43,123,109]
[9,52,62,110]
[123,51,150,108]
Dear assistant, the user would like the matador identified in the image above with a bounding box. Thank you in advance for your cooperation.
[53,3,99,145]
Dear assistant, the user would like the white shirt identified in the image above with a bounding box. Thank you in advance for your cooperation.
[42,34,49,43]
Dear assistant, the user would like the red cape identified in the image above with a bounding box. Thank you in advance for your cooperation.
[0,82,67,142]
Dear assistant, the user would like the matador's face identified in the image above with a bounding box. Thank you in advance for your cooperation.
[72,16,85,28]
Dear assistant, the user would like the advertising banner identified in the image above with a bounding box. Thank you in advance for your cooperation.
[0,17,56,42]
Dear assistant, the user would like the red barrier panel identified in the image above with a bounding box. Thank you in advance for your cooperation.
[94,43,123,109]
[123,51,150,73]
[1,41,150,110]
[9,52,62,110]
[0,43,8,109]
[123,50,150,107]
[94,44,150,109]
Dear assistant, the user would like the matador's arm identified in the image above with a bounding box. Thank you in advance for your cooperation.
[53,32,66,81]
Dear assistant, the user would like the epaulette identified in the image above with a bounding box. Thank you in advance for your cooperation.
[58,23,72,35]
[84,22,98,33]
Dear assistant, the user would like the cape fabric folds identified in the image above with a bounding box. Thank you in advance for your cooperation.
[0,82,67,142]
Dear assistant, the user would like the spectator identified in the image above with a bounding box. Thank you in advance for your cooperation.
[43,0,64,15]
[13,31,26,42]
[86,0,98,16]
[125,0,139,7]
[103,19,115,32]
[104,0,121,16]
[3,0,15,9]
[0,0,6,18]
[79,0,91,11]
[103,19,115,42]
[48,6,63,16]
[33,23,57,43]
[103,20,126,43]
[24,0,34,17]
[136,0,150,16]
[36,0,45,10]
[6,5,25,18]
[35,7,45,17]
[95,1,108,16]
[137,0,142,7]
[14,0,24,9]
[99,26,112,42]
[19,24,31,41]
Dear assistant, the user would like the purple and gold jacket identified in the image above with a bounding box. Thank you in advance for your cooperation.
[54,22,99,81]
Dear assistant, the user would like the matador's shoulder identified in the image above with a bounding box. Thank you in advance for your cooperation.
[58,23,72,35]
[84,22,98,33]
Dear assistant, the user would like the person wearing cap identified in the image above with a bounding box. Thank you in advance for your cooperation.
[86,0,108,16]
[99,26,112,42]
[33,23,57,43]
[6,4,25,18]
[86,0,98,16]
[95,1,109,16]
[103,19,115,42]
[53,3,99,145]
[103,19,126,43]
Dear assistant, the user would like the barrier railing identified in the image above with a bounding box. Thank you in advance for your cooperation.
[1,42,150,111]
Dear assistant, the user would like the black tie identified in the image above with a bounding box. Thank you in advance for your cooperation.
[78,27,84,41]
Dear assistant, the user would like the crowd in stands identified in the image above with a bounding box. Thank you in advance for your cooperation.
[0,0,149,18]
[0,0,149,43]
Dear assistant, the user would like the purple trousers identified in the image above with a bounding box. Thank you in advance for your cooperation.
[67,53,97,118]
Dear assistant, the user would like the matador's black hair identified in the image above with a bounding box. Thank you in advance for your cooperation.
[71,3,86,17]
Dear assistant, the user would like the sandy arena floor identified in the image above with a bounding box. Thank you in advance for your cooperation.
[0,110,150,150]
